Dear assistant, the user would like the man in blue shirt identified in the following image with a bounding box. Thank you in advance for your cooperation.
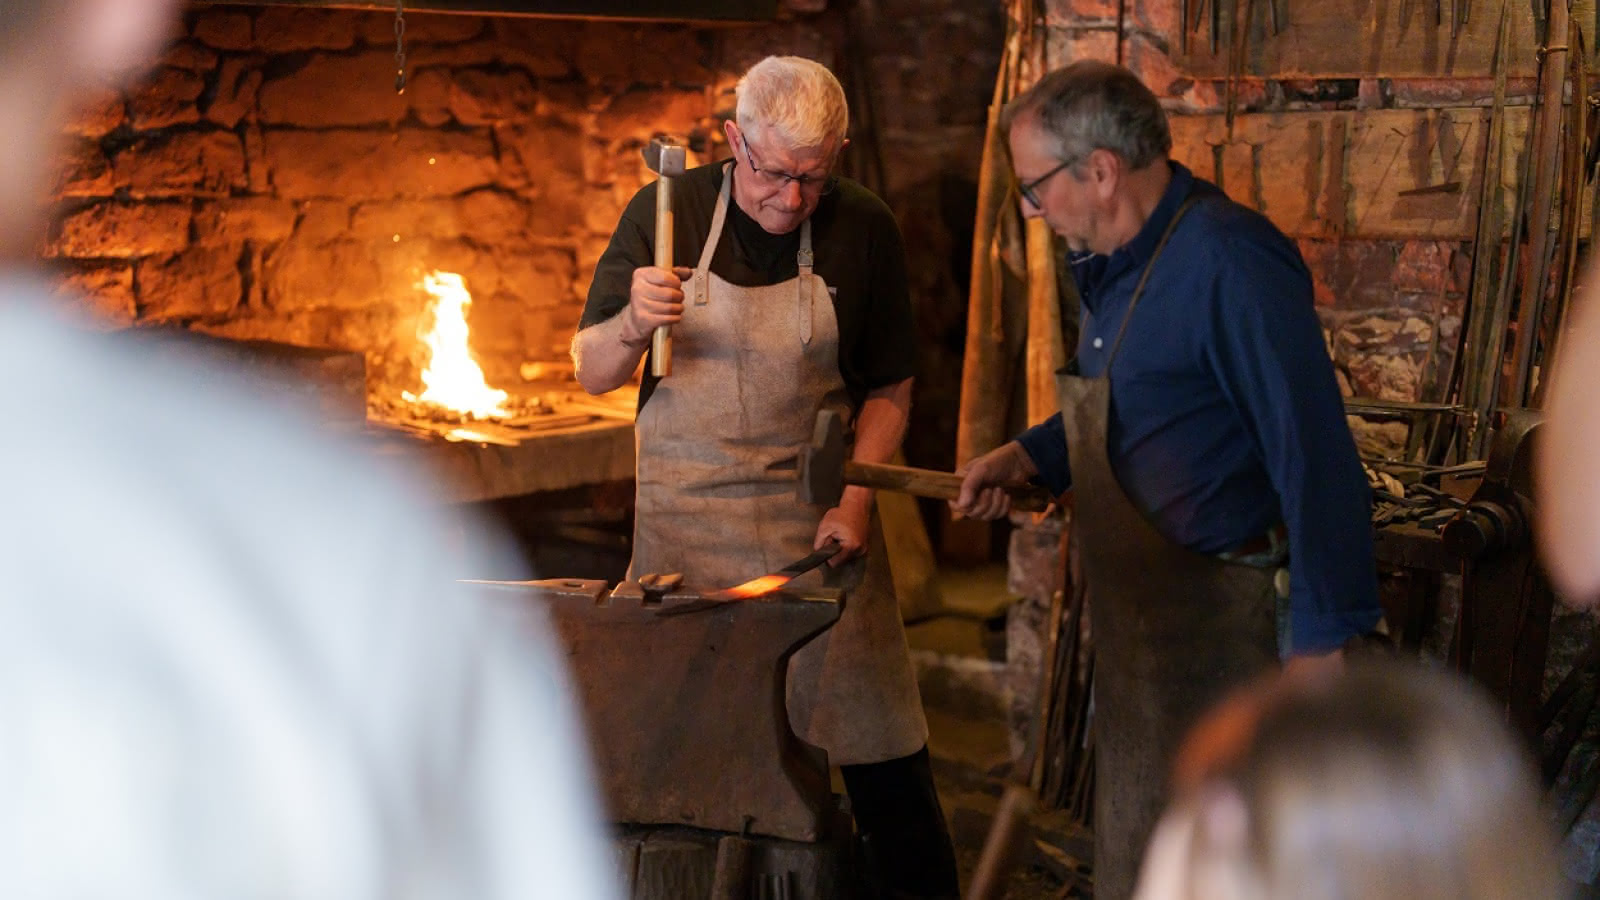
[952,61,1382,897]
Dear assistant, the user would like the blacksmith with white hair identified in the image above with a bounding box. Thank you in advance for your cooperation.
[574,55,959,898]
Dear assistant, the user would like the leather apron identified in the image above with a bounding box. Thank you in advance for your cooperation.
[1058,197,1279,899]
[629,164,928,767]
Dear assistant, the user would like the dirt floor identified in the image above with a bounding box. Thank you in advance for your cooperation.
[907,564,1094,899]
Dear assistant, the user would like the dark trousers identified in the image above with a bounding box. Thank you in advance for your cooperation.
[840,745,961,899]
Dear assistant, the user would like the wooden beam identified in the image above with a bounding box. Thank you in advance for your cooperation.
[198,0,779,23]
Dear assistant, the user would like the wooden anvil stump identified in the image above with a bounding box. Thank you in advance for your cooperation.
[496,578,843,843]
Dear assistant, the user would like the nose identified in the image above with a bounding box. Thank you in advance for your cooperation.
[775,180,806,210]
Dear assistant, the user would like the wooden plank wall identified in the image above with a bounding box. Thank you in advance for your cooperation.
[1168,106,1589,240]
[1038,0,1593,447]
[1173,0,1596,78]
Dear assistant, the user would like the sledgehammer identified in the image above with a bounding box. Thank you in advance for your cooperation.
[786,410,1055,512]
[641,138,686,377]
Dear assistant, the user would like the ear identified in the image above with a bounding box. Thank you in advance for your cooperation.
[1085,148,1123,201]
[62,0,180,86]
[723,118,741,150]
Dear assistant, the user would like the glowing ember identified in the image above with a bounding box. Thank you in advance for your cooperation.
[714,574,791,600]
[402,271,508,419]
[446,427,515,446]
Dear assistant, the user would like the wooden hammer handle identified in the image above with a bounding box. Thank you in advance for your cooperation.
[650,174,674,377]
[842,460,1054,512]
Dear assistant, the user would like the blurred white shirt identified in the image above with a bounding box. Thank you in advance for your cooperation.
[0,280,619,900]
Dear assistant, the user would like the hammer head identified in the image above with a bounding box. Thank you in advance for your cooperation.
[641,138,687,177]
[797,409,846,508]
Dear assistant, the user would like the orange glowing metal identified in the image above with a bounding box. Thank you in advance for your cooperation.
[716,574,792,600]
[655,542,841,617]
[402,271,509,419]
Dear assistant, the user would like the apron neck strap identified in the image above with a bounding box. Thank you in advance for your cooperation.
[1105,193,1201,366]
[693,161,816,305]
[694,162,735,278]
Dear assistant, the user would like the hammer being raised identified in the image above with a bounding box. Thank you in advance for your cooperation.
[640,138,686,377]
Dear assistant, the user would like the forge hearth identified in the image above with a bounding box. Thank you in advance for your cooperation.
[42,4,758,490]
[43,0,1002,524]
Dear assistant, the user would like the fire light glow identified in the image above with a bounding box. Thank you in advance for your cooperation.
[402,271,509,419]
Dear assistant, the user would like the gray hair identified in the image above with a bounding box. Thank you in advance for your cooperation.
[735,56,849,153]
[1002,61,1171,170]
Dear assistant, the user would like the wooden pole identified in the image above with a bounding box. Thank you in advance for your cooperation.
[957,0,1025,467]
[1025,217,1065,425]
[1507,0,1571,407]
[957,101,1015,466]
[1533,21,1587,407]
[651,172,674,377]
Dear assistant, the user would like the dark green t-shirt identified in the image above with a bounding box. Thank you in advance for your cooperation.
[580,160,916,412]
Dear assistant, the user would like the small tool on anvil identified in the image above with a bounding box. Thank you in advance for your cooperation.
[652,539,844,616]
[777,409,1055,513]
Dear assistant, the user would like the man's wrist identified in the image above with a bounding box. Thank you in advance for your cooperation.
[839,484,874,513]
[617,312,651,349]
[1009,441,1040,479]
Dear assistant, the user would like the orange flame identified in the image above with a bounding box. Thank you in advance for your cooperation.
[402,271,509,419]
[717,574,791,599]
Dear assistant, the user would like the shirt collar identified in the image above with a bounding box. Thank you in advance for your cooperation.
[1109,160,1194,268]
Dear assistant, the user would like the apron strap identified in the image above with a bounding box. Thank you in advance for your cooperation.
[1105,193,1202,366]
[692,163,735,306]
[798,219,814,345]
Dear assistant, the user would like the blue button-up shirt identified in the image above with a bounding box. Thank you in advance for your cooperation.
[1016,163,1381,654]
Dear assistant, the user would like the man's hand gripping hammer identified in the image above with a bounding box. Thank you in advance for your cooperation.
[641,138,686,377]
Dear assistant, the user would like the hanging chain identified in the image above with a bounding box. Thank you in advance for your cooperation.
[393,0,408,95]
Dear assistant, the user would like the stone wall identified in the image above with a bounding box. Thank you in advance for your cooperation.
[43,2,998,420]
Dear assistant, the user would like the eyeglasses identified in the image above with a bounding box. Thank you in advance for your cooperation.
[1017,158,1077,208]
[738,134,838,196]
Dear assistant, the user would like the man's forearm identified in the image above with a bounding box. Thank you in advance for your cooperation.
[571,314,648,395]
[840,377,913,511]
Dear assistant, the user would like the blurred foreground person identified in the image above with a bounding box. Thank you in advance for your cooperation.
[1538,256,1600,604]
[0,1,618,897]
[1133,661,1565,900]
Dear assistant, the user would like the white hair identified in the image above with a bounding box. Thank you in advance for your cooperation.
[734,56,848,153]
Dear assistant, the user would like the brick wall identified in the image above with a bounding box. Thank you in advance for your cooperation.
[43,2,997,420]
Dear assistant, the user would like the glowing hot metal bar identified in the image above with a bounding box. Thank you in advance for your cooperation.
[713,573,792,601]
[655,540,845,616]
